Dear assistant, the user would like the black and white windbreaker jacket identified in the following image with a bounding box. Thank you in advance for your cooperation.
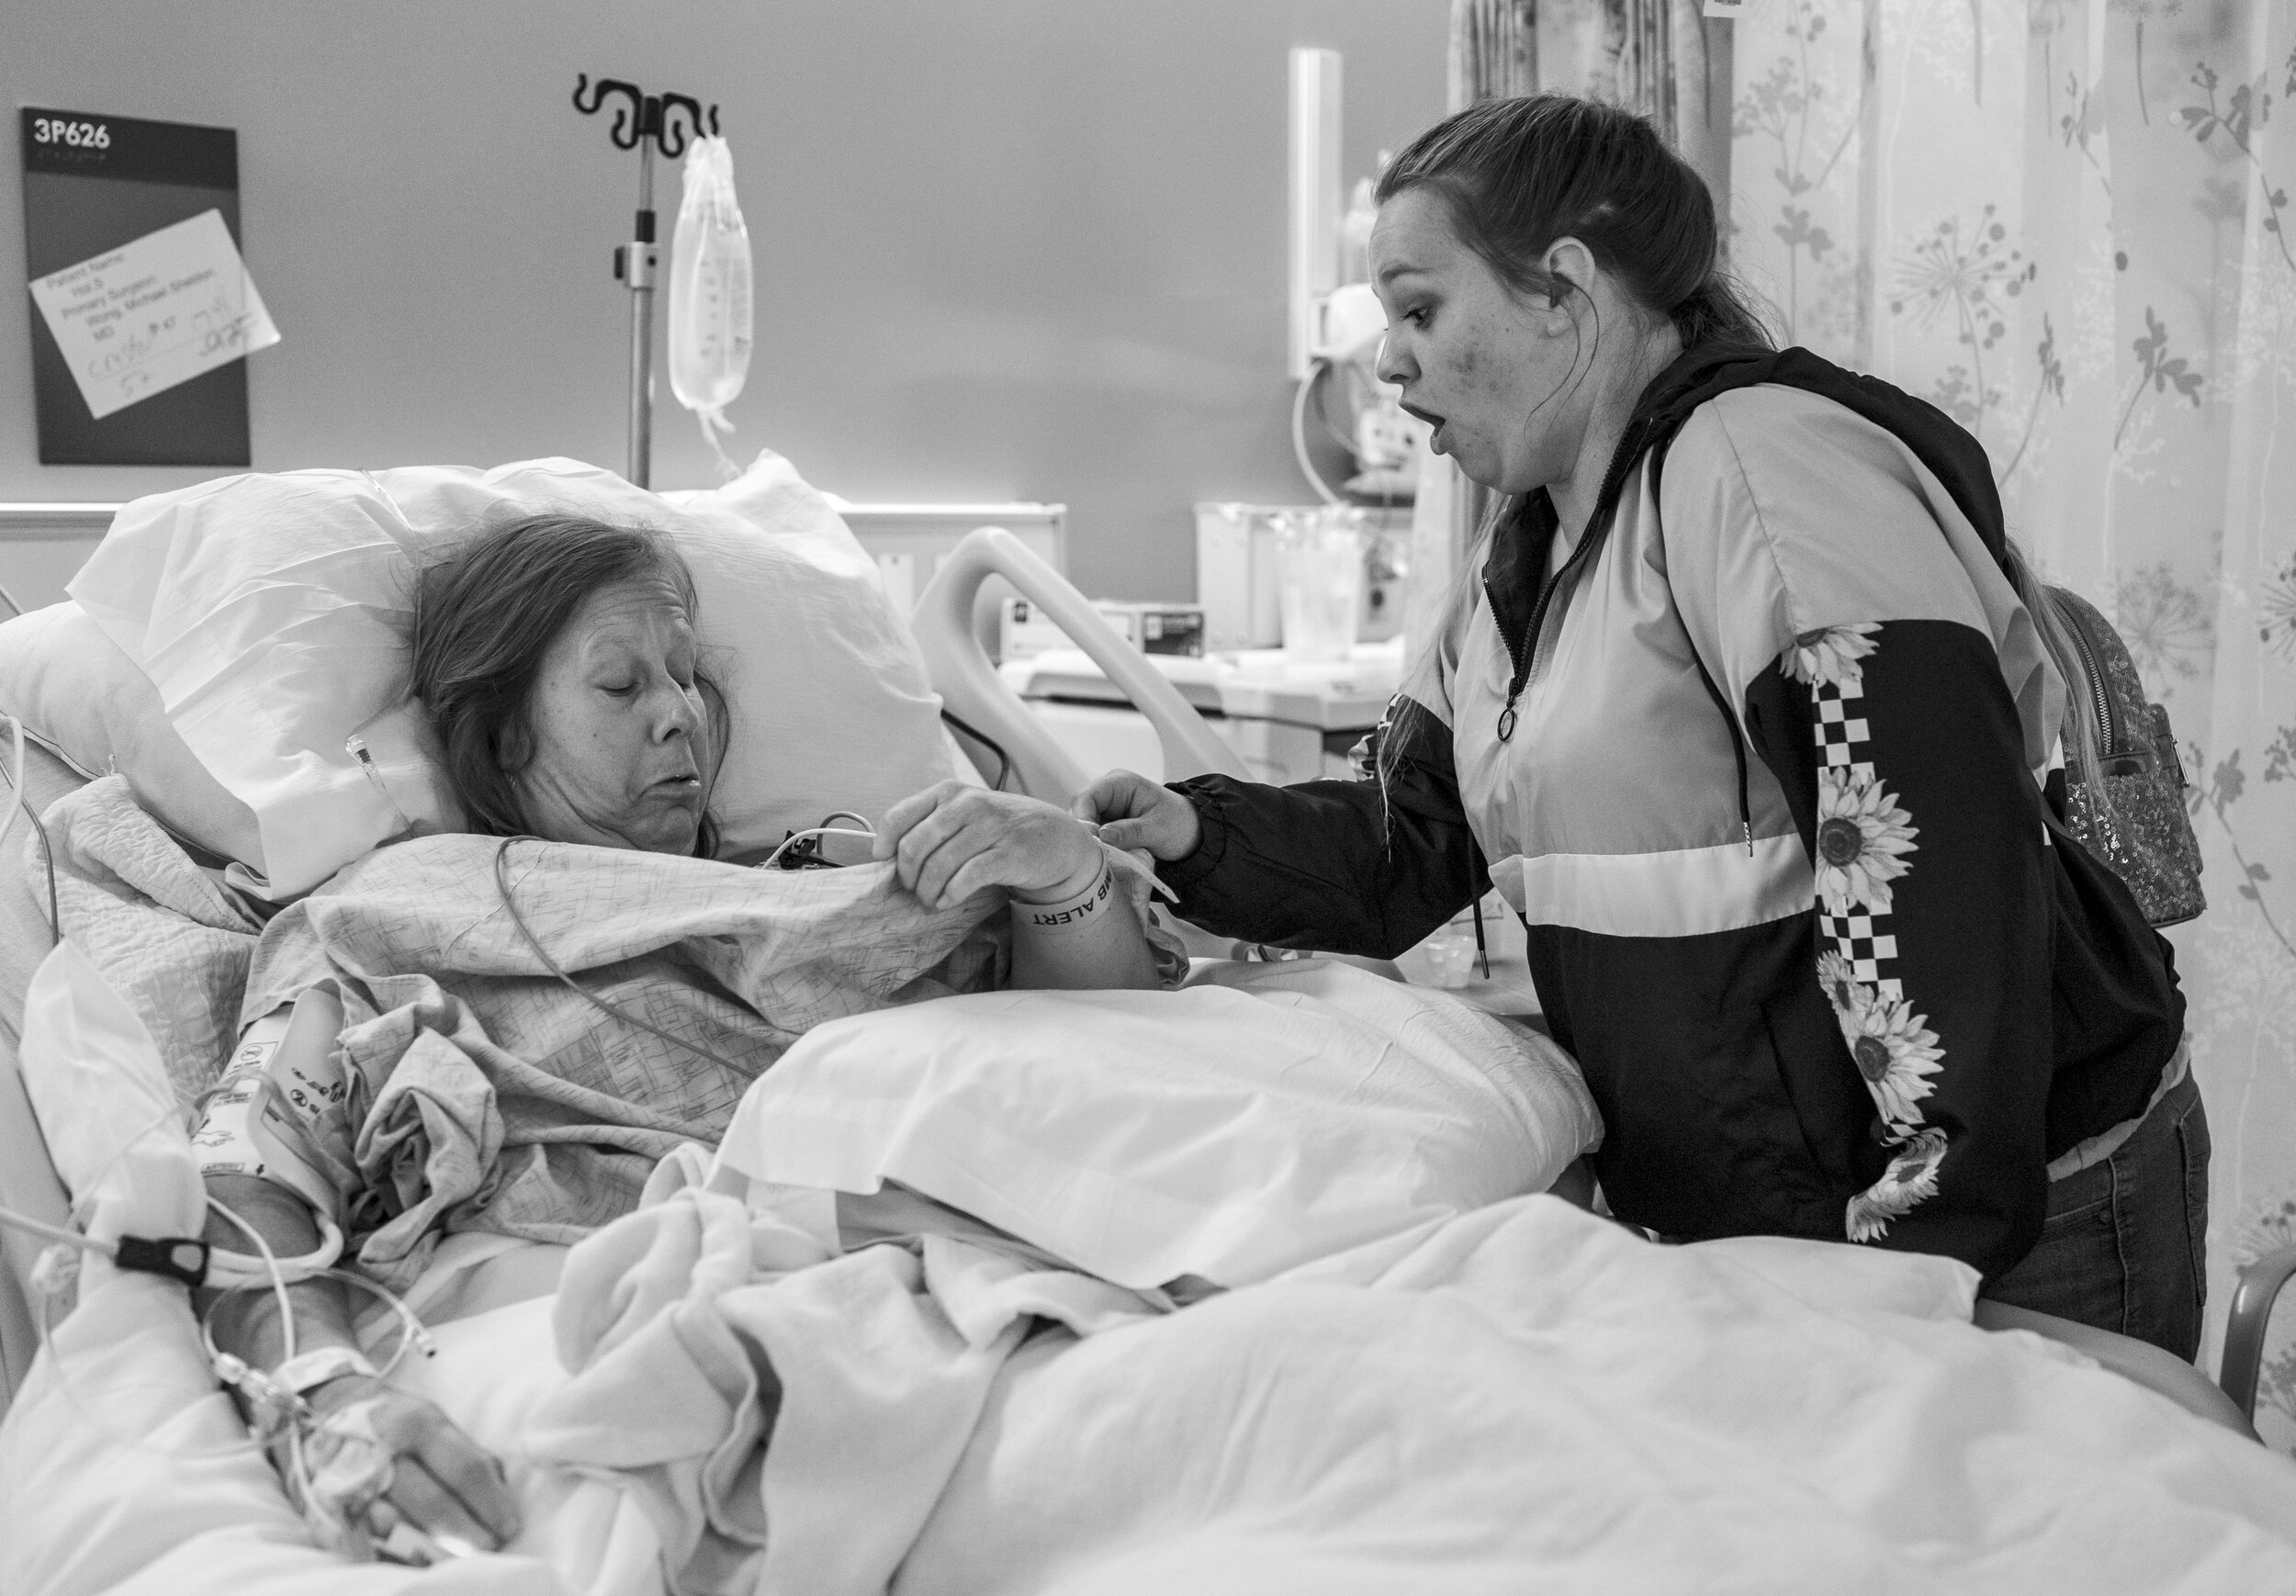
[1161,347,2185,1281]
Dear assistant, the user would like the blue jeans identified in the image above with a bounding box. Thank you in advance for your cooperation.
[1984,1070,2211,1361]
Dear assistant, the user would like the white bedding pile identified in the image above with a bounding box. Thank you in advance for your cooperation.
[10,1193,2296,1596]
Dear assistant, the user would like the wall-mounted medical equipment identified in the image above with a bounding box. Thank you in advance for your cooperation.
[1288,50,1344,382]
[570,76,723,489]
[1001,598,1205,662]
[1285,53,1427,505]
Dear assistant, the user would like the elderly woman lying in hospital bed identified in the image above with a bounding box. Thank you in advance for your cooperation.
[191,512,1187,1553]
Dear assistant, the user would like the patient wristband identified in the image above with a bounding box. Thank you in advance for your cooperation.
[272,1346,377,1396]
[1016,859,1116,930]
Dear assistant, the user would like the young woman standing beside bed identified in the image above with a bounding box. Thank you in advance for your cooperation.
[1081,95,2201,1359]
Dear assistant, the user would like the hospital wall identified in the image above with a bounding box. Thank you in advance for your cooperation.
[0,2,1448,602]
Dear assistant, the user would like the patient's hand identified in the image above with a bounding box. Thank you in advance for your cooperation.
[876,782,1104,910]
[301,1373,522,1554]
[1071,770,1202,862]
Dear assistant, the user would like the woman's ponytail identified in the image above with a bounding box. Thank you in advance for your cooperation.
[1671,273,1774,354]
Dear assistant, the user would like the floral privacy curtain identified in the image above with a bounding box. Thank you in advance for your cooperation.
[1716,0,2296,1435]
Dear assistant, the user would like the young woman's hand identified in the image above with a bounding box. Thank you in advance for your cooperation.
[875,782,1105,910]
[1069,770,1202,861]
[298,1374,521,1555]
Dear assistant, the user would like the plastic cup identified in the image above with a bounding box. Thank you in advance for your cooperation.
[1277,508,1366,663]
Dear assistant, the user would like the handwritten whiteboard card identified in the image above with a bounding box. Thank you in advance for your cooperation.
[28,209,278,421]
[20,107,252,466]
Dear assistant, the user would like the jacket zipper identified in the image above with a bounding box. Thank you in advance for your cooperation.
[1486,526,1598,741]
[1489,418,1658,741]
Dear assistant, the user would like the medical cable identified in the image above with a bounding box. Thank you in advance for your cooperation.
[22,1238,268,1466]
[1293,359,1345,506]
[0,1097,218,1293]
[491,835,748,1079]
[197,1258,433,1394]
[1,1193,421,1471]
[0,715,23,866]
[940,709,1013,792]
[759,823,876,871]
[204,1191,301,1362]
[0,1201,217,1289]
[24,792,57,943]
[0,713,62,943]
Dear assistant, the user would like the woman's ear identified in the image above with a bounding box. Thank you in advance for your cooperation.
[1541,237,1600,317]
[494,718,533,777]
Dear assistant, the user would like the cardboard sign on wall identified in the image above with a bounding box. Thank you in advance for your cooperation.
[19,108,273,466]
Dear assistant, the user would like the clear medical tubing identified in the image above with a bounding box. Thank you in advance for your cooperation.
[668,135,754,478]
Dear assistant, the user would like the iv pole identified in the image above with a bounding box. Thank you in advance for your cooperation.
[572,76,720,489]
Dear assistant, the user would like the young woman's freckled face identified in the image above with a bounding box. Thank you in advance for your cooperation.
[1370,188,1586,496]
[513,577,711,854]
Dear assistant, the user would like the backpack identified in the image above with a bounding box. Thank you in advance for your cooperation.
[2043,587,2206,927]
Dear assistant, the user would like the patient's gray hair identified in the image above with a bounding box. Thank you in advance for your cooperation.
[410,514,727,855]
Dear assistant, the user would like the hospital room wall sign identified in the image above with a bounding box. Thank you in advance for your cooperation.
[18,108,278,466]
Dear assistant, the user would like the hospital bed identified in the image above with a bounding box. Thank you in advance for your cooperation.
[3,477,2295,1594]
[0,502,1404,1419]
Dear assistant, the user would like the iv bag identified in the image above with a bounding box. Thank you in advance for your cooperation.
[669,135,754,478]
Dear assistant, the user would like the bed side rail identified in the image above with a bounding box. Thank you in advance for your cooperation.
[2221,1243,2296,1423]
[911,526,1245,804]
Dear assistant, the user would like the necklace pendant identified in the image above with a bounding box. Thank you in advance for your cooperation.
[1497,705,1517,742]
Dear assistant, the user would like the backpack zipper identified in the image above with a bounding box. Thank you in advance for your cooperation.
[2058,599,2121,762]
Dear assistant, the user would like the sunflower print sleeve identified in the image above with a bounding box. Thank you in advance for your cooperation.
[1790,626,1949,1240]
[1746,614,2056,1276]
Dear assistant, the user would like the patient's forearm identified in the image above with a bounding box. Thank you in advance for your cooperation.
[198,1174,357,1373]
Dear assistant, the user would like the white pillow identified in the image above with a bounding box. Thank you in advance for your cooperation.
[66,452,957,896]
[0,601,262,865]
[713,958,1602,1289]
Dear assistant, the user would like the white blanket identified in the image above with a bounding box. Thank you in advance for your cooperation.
[9,1196,2295,1596]
[909,1201,2296,1595]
